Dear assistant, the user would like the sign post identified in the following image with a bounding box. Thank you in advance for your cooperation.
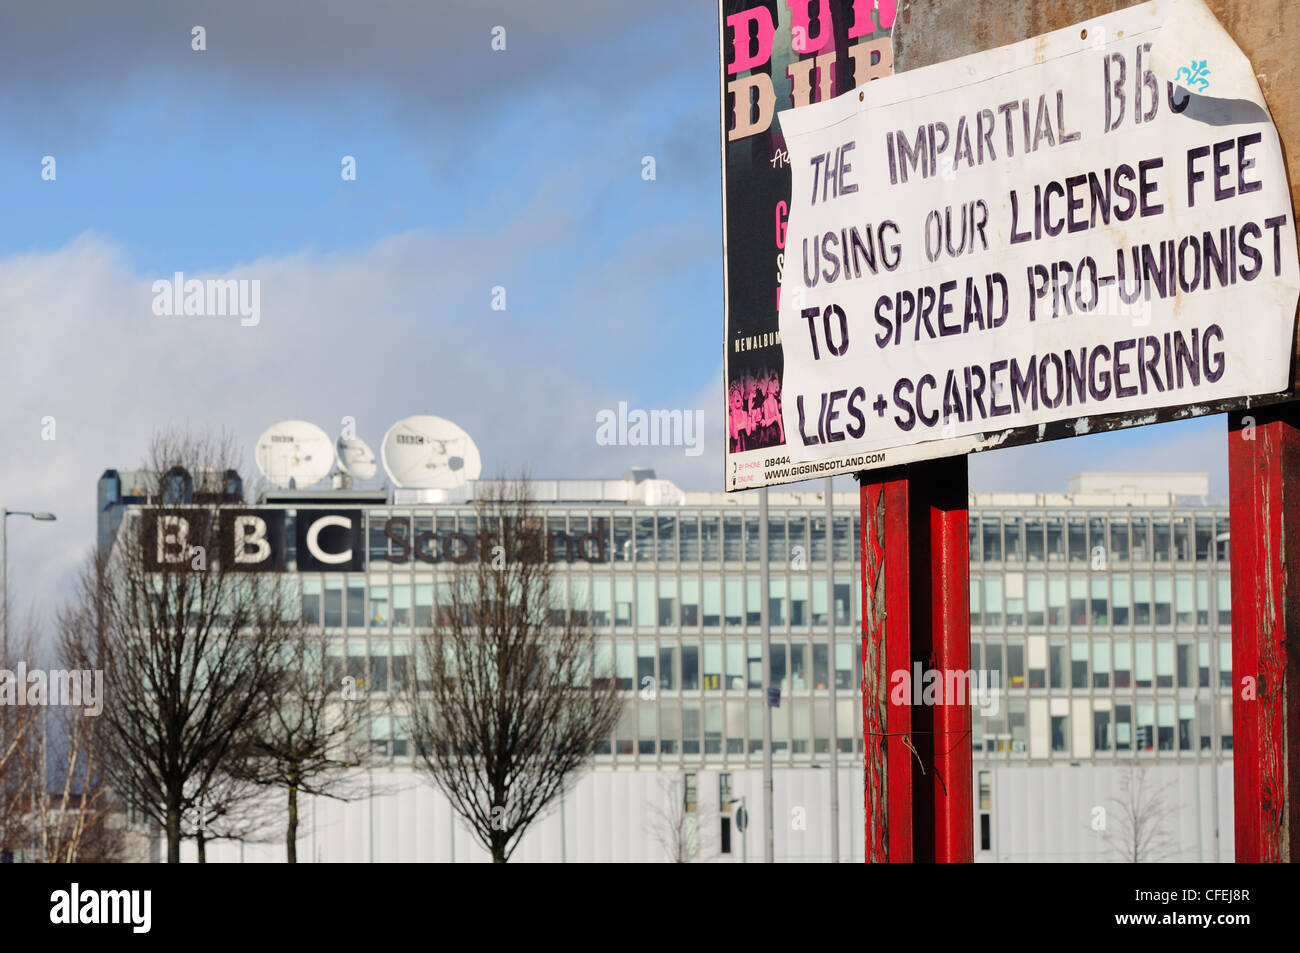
[862,458,971,862]
[1227,403,1300,861]
[723,0,1300,864]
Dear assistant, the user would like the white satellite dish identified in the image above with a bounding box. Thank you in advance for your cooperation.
[336,435,378,481]
[255,420,334,489]
[381,415,482,489]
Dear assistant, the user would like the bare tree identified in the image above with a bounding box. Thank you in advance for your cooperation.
[64,429,297,862]
[0,635,41,861]
[646,773,715,863]
[1102,765,1182,863]
[235,627,372,862]
[404,478,622,862]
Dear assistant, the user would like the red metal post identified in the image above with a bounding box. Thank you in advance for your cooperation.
[1228,403,1300,862]
[862,456,973,862]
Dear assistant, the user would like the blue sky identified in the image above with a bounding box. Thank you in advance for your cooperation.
[0,1,1226,637]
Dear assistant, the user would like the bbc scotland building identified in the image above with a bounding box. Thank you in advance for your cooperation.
[97,465,1235,862]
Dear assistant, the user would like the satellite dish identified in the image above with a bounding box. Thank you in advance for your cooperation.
[255,420,334,489]
[336,435,378,481]
[381,415,482,489]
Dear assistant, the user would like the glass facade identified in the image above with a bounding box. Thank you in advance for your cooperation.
[265,491,1231,772]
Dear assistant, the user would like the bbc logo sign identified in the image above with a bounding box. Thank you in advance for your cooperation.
[141,508,364,572]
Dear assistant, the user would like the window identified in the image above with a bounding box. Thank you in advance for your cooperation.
[701,515,721,562]
[1051,713,1068,753]
[723,516,742,562]
[1112,575,1131,627]
[970,578,982,627]
[614,515,633,562]
[1006,643,1024,689]
[347,579,365,628]
[369,583,388,627]
[1133,578,1151,627]
[679,515,699,561]
[1025,515,1045,563]
[1046,516,1065,562]
[790,578,808,627]
[658,578,678,627]
[616,578,633,628]
[769,579,787,628]
[659,645,677,691]
[984,577,1003,627]
[301,577,321,625]
[1049,641,1066,689]
[681,644,699,691]
[392,584,410,628]
[727,642,745,691]
[1026,576,1045,627]
[1156,641,1174,689]
[702,579,721,627]
[1153,517,1171,562]
[1219,640,1232,688]
[639,702,656,755]
[1114,640,1132,688]
[638,643,656,697]
[1173,516,1193,562]
[1178,702,1194,751]
[680,579,699,627]
[1069,577,1087,626]
[1092,640,1110,689]
[1047,577,1066,627]
[746,579,761,627]
[1154,578,1172,626]
[1137,702,1155,751]
[835,643,854,690]
[369,641,388,693]
[1068,518,1087,563]
[1135,639,1153,688]
[1071,641,1088,689]
[719,774,733,854]
[1190,517,1211,561]
[703,642,722,691]
[813,644,829,690]
[1093,705,1112,751]
[770,643,787,693]
[615,643,634,691]
[1109,517,1130,562]
[1216,577,1231,627]
[637,579,655,628]
[1090,577,1109,626]
[982,517,1002,562]
[1115,703,1133,751]
[725,578,743,627]
[1004,516,1023,562]
[635,514,655,562]
[747,642,763,690]
[1131,516,1150,561]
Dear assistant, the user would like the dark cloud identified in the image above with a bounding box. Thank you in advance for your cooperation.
[0,0,713,142]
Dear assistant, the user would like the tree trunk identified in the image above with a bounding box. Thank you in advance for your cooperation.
[166,801,182,864]
[286,783,298,864]
[197,828,206,863]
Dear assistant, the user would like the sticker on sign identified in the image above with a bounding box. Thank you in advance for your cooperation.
[738,0,1299,491]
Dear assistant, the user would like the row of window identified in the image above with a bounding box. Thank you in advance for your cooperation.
[971,574,1232,630]
[297,575,862,633]
[971,512,1229,564]
[973,697,1233,757]
[319,637,862,697]
[972,637,1232,692]
[364,510,862,565]
[359,701,864,763]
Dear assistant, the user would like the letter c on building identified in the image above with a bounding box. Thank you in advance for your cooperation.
[306,514,353,565]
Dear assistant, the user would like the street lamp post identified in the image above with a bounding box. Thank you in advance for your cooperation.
[1,509,57,667]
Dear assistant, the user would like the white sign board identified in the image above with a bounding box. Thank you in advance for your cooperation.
[749,0,1299,489]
